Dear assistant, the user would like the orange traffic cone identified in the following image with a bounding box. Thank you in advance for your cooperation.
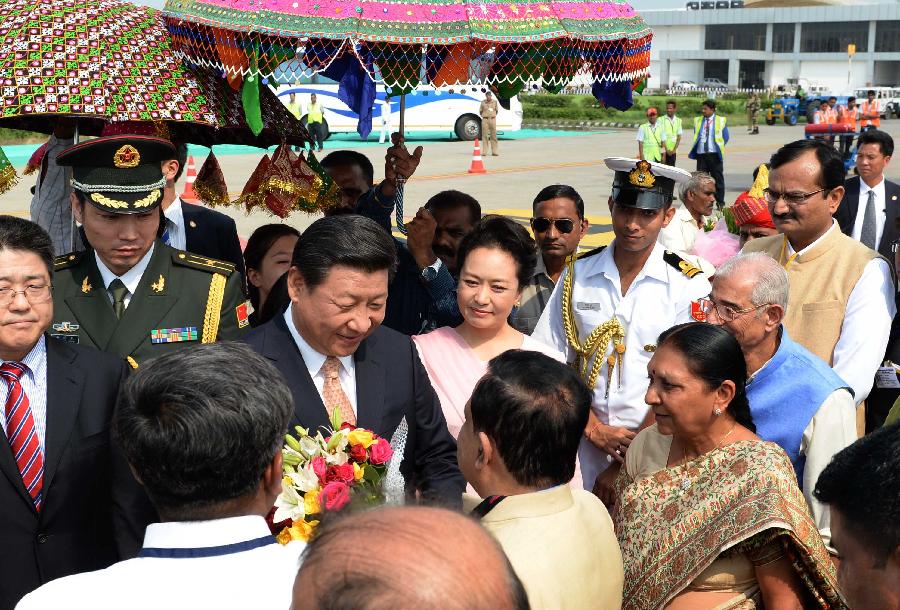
[468,139,487,174]
[181,155,198,202]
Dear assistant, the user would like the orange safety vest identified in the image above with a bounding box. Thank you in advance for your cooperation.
[823,107,838,124]
[860,99,881,128]
[839,105,858,129]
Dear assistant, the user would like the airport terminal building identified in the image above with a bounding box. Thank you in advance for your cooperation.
[644,0,900,91]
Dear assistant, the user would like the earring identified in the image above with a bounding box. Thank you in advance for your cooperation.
[714,408,722,416]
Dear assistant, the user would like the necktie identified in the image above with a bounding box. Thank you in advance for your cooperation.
[1,362,43,510]
[109,278,128,319]
[161,218,173,245]
[320,357,356,426]
[860,189,877,250]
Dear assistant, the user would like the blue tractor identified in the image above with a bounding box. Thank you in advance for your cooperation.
[766,94,849,126]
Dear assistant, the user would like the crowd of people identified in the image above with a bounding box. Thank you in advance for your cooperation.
[0,120,898,610]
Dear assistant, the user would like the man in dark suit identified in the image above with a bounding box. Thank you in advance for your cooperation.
[835,129,899,261]
[161,142,246,281]
[0,215,142,610]
[244,215,464,506]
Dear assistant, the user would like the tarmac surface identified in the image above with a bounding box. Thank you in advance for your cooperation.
[4,122,900,249]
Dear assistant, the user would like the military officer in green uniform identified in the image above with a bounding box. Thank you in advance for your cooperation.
[50,135,249,367]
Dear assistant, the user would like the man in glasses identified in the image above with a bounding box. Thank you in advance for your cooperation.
[533,158,710,507]
[705,252,856,555]
[0,216,143,609]
[513,185,589,335]
[743,139,894,426]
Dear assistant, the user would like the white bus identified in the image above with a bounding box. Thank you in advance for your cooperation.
[273,80,523,141]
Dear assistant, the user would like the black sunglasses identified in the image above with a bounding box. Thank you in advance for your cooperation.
[531,217,576,234]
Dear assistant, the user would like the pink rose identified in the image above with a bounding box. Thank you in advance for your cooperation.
[368,438,393,465]
[348,444,368,463]
[311,456,327,484]
[319,481,351,511]
[326,463,355,484]
[340,422,356,431]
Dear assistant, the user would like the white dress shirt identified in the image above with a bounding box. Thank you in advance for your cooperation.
[283,304,357,415]
[0,336,47,450]
[533,241,711,488]
[95,244,155,310]
[851,177,887,249]
[786,222,896,403]
[162,196,187,250]
[16,515,305,610]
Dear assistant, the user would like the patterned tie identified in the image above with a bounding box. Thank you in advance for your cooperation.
[320,357,356,426]
[860,189,877,250]
[109,278,128,319]
[1,362,43,510]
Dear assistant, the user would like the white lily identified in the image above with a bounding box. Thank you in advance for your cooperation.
[273,479,306,523]
[288,467,321,492]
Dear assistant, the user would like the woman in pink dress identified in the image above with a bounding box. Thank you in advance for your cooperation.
[413,216,581,487]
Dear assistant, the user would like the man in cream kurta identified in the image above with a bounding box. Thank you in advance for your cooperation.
[742,140,894,407]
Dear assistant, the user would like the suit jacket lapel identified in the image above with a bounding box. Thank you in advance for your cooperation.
[845,176,861,222]
[42,337,84,493]
[265,316,329,429]
[354,335,386,433]
[879,181,900,258]
[108,244,178,357]
[182,203,203,254]
[64,255,116,350]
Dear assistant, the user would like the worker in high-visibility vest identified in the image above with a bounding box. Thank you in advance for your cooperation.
[636,107,666,163]
[307,93,325,151]
[860,89,881,131]
[838,96,859,160]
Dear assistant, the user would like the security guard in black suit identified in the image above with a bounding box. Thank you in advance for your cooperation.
[50,135,249,367]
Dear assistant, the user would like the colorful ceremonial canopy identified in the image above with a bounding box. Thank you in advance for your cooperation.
[163,0,652,135]
[0,0,310,147]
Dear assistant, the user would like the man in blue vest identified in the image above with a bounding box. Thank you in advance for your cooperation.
[702,252,857,555]
[688,99,729,208]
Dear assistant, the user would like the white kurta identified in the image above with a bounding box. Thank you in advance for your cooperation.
[533,241,711,489]
[16,516,305,610]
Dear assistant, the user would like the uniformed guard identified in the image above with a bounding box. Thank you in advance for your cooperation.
[533,157,711,502]
[50,135,249,367]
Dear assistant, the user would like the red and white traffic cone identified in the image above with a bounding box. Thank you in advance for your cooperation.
[181,155,198,202]
[468,139,487,174]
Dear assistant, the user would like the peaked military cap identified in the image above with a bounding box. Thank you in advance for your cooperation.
[605,157,692,210]
[56,135,176,214]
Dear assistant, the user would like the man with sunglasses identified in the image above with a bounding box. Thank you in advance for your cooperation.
[743,140,894,424]
[705,252,856,555]
[533,158,710,507]
[513,185,589,335]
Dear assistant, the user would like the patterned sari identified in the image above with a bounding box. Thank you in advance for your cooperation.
[614,426,847,610]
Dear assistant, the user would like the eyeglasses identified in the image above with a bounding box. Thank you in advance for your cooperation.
[0,284,52,307]
[762,187,829,206]
[697,296,769,322]
[531,217,576,234]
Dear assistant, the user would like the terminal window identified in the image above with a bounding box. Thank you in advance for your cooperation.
[705,24,766,51]
[772,23,794,53]
[876,21,900,52]
[801,22,868,53]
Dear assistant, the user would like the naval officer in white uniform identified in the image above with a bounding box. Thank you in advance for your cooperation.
[533,158,711,506]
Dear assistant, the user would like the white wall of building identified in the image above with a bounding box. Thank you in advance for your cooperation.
[798,60,869,93]
[768,61,794,86]
[649,25,704,58]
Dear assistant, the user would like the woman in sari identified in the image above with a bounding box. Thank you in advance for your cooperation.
[413,215,564,436]
[615,323,846,610]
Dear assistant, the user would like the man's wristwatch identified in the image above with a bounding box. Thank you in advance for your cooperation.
[421,258,443,281]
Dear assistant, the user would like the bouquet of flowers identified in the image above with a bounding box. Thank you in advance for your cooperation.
[270,408,393,543]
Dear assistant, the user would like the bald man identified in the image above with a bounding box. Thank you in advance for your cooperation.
[291,506,529,610]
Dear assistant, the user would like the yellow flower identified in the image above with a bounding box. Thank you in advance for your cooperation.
[304,489,322,515]
[347,429,375,448]
[353,462,364,481]
[276,527,293,545]
[291,519,320,541]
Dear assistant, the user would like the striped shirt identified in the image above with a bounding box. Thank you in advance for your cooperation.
[0,335,48,450]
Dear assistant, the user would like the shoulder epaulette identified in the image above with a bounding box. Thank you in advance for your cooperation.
[663,250,703,279]
[172,251,235,276]
[54,251,85,271]
[574,245,607,262]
